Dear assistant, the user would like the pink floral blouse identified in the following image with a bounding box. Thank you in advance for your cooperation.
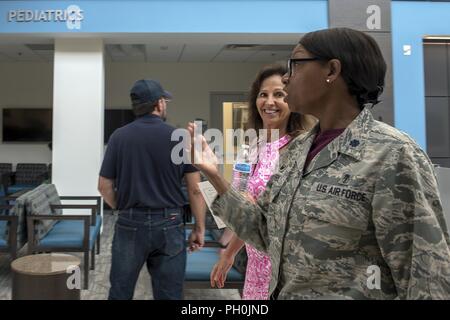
[243,134,291,300]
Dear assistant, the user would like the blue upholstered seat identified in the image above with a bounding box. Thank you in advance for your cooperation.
[8,163,48,196]
[0,186,6,215]
[185,229,214,241]
[0,220,7,247]
[185,247,244,282]
[0,220,6,235]
[39,216,102,250]
[7,184,36,195]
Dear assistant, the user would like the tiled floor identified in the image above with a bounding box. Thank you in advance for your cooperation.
[0,213,241,300]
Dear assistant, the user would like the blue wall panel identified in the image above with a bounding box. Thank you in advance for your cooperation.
[0,0,328,33]
[392,1,450,149]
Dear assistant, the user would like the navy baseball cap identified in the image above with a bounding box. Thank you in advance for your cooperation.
[130,79,173,106]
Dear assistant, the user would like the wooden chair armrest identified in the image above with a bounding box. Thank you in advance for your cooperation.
[27,214,91,221]
[50,204,97,226]
[184,240,226,248]
[2,195,20,201]
[51,204,97,209]
[184,223,220,230]
[59,196,101,212]
[0,215,18,249]
[203,241,226,248]
[0,214,17,221]
[60,196,101,200]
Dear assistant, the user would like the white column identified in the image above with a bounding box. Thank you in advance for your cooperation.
[52,38,104,197]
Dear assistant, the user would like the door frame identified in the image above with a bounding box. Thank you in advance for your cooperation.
[209,92,247,177]
[209,92,247,132]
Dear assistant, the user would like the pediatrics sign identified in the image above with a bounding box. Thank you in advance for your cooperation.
[7,4,84,30]
[1,0,328,34]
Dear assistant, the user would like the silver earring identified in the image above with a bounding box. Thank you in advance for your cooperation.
[326,79,331,83]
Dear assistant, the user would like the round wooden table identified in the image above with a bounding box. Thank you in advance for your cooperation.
[11,253,81,300]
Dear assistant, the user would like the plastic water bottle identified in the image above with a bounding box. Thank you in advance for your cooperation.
[232,144,251,192]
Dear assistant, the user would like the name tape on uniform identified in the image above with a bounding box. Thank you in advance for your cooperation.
[312,182,370,203]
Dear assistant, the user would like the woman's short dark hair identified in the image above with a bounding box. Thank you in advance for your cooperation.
[299,28,386,109]
[247,63,306,137]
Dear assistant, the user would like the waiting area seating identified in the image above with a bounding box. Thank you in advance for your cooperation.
[0,163,12,175]
[184,228,244,290]
[183,212,245,290]
[0,213,18,260]
[0,184,102,289]
[7,163,49,195]
[0,190,28,260]
[0,163,12,197]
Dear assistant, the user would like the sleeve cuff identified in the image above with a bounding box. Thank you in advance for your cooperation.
[211,187,242,219]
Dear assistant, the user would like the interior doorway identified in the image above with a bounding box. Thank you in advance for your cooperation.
[424,40,450,167]
[209,92,247,181]
[222,102,249,182]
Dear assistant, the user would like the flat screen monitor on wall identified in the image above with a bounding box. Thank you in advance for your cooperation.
[2,108,52,142]
[104,109,135,143]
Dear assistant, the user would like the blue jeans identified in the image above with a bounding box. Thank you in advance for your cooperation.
[108,209,186,300]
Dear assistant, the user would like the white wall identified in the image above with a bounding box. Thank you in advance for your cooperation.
[106,62,265,128]
[53,38,104,196]
[0,60,265,167]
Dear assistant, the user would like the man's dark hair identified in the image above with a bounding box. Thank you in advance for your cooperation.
[131,101,157,117]
[299,28,386,109]
[247,63,306,137]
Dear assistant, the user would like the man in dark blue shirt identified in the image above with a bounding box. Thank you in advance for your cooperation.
[98,79,205,300]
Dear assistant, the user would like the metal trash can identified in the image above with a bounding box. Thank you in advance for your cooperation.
[11,253,81,300]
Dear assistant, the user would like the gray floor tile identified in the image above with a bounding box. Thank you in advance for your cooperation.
[0,213,241,300]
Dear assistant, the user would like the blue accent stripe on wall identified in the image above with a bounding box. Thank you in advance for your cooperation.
[392,1,450,149]
[0,1,328,33]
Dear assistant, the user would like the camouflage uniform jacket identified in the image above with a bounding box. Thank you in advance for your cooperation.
[212,107,450,299]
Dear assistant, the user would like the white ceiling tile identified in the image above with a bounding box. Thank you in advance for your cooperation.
[0,44,43,61]
[106,44,145,62]
[246,50,292,63]
[0,33,302,63]
[212,49,258,62]
[34,52,54,62]
[0,52,12,62]
[179,44,224,62]
[144,43,184,62]
[110,55,145,62]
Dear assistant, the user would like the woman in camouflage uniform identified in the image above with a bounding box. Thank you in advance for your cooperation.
[188,28,450,299]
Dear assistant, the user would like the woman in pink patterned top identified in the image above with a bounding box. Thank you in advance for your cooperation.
[210,64,316,299]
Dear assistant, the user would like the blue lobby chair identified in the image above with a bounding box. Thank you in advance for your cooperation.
[184,223,244,290]
[7,163,48,195]
[0,163,13,198]
[0,188,30,260]
[25,184,102,289]
[185,247,245,289]
[0,214,18,260]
